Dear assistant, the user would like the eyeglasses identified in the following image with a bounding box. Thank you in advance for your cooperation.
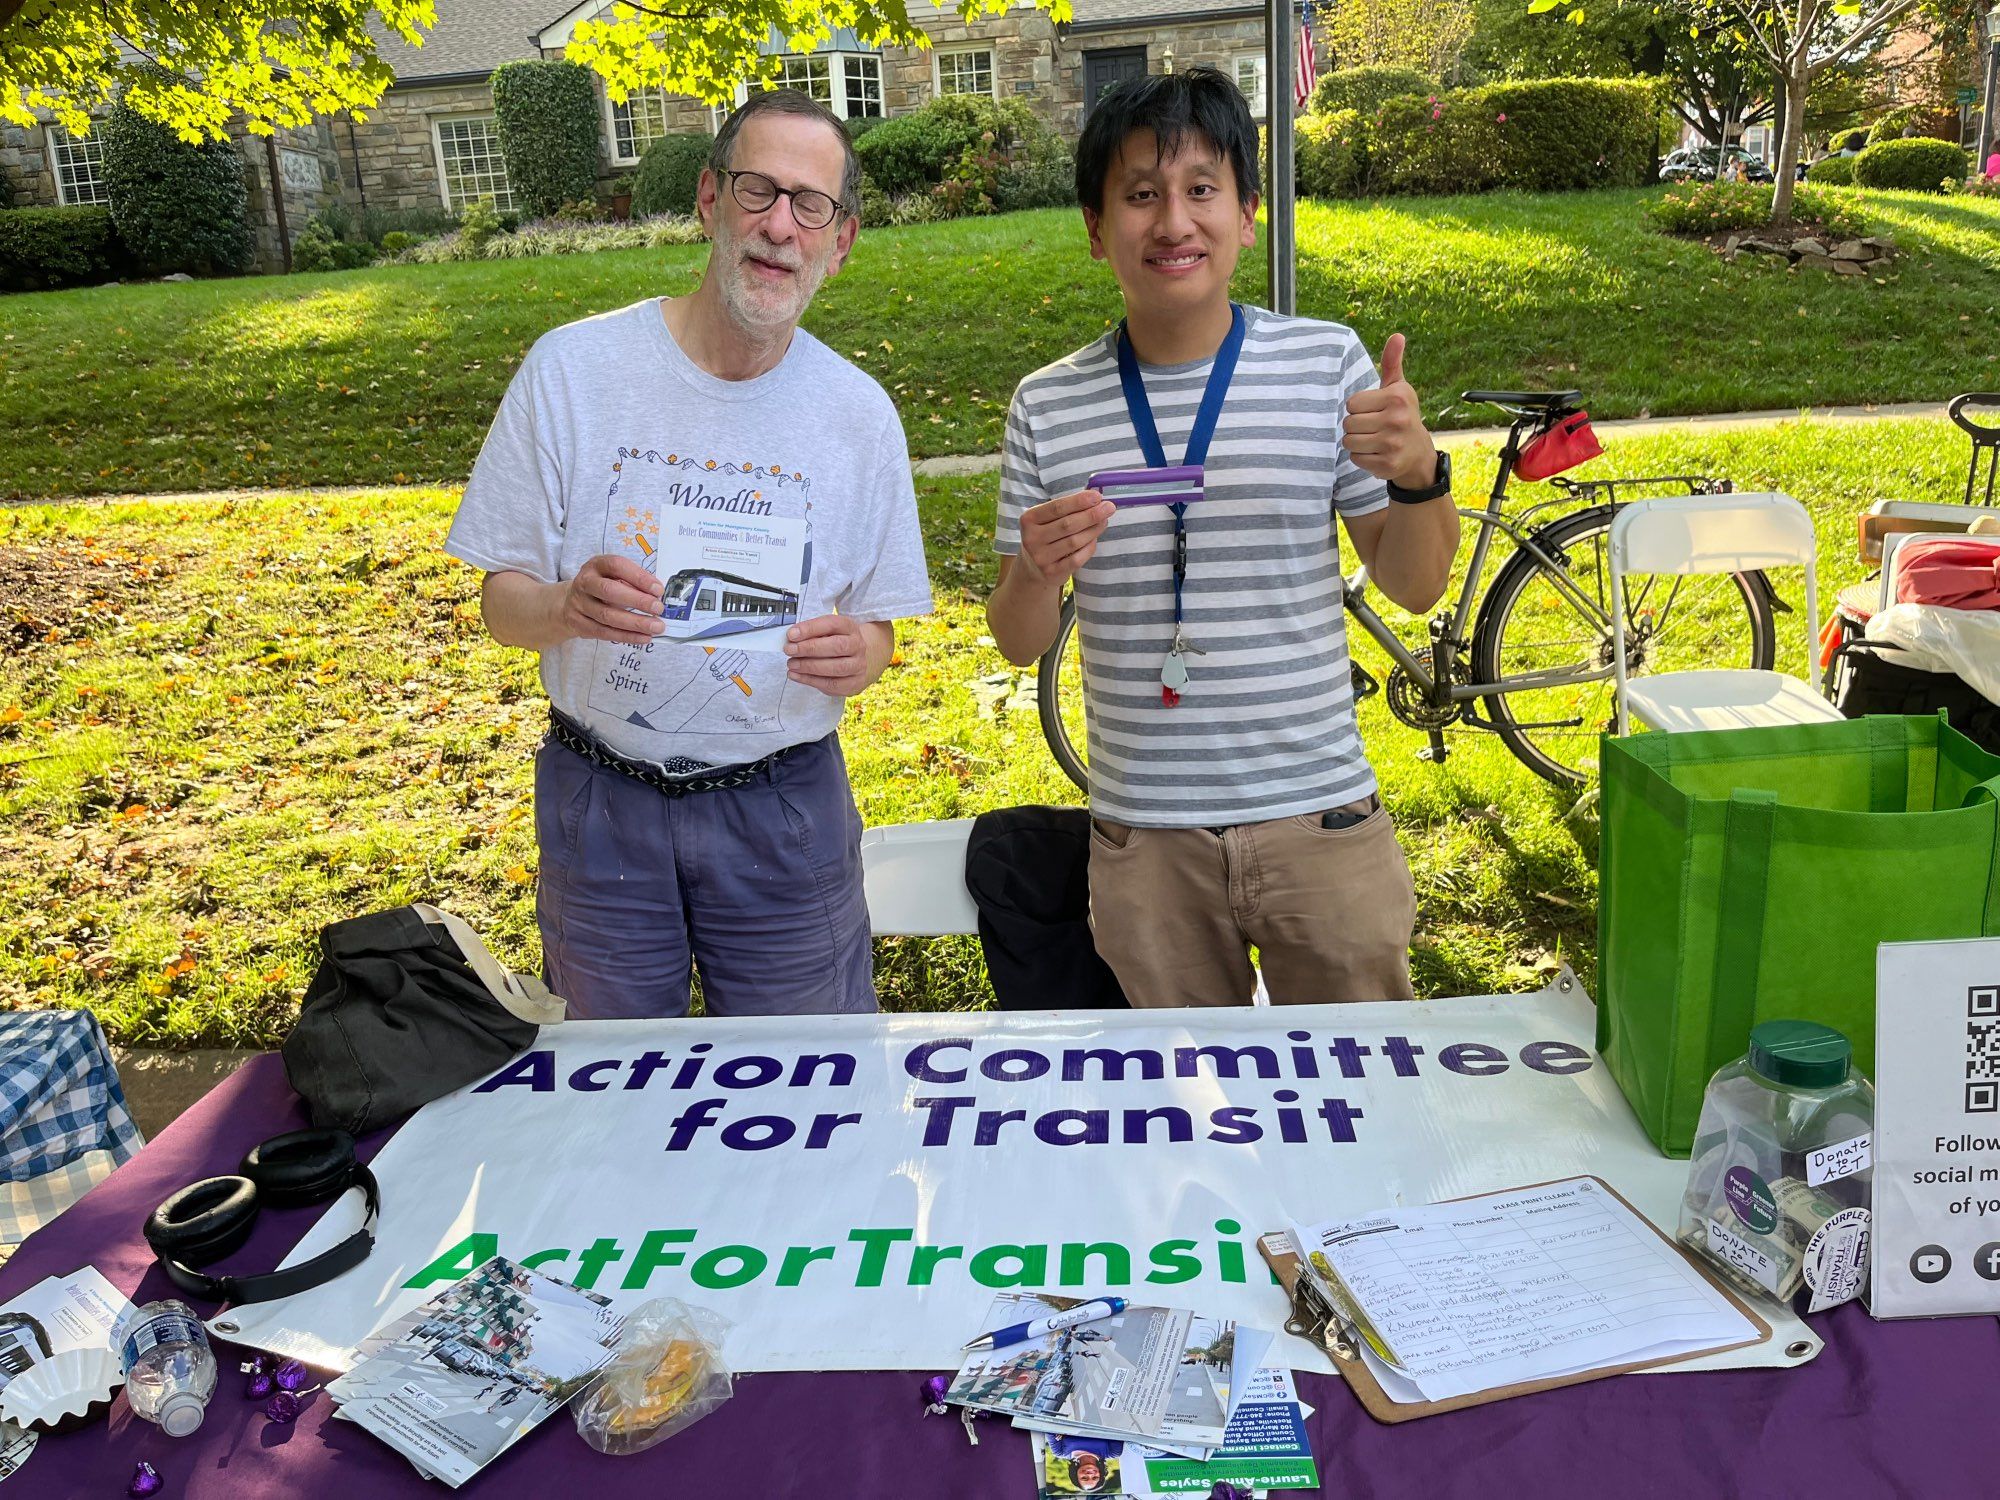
[717,169,846,230]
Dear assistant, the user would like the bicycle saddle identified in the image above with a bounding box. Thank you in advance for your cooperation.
[1462,389,1583,410]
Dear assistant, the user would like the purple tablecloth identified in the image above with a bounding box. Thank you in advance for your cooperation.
[6,1054,1997,1498]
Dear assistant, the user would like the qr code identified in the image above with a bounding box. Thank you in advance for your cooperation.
[1966,986,2000,1111]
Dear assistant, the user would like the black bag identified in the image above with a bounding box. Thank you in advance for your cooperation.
[965,807,1129,1011]
[282,904,565,1135]
[1830,641,2000,755]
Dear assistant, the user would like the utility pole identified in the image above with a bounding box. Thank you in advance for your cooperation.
[1266,0,1297,315]
[1981,4,2000,172]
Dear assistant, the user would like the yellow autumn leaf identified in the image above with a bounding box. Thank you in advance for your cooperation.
[505,863,534,884]
[0,706,22,724]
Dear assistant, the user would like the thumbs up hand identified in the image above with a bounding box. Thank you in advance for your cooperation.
[1342,332,1441,493]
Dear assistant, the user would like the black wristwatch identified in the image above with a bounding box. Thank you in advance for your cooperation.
[1386,448,1452,505]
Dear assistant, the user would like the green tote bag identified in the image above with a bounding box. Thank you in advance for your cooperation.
[1598,714,2000,1157]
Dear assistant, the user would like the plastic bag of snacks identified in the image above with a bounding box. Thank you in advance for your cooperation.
[573,1299,733,1456]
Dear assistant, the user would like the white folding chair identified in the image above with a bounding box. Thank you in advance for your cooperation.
[1609,491,1845,736]
[858,819,980,936]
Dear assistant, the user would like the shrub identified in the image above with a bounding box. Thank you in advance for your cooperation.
[491,61,602,218]
[855,94,1050,196]
[1644,180,1867,239]
[1296,109,1368,198]
[1308,66,1433,118]
[1370,78,1658,195]
[458,195,505,253]
[99,93,252,276]
[378,230,421,255]
[358,203,456,245]
[1806,154,1854,185]
[396,212,704,263]
[1964,173,2000,199]
[290,219,376,273]
[634,132,712,217]
[843,115,886,142]
[993,138,1075,212]
[0,205,123,292]
[1853,137,1972,191]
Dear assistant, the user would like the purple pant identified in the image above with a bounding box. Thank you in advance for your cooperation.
[534,732,877,1019]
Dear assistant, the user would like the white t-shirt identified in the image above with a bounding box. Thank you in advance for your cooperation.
[446,298,933,768]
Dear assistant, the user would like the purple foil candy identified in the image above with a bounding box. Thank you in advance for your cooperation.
[274,1360,311,1393]
[1208,1485,1251,1500]
[921,1374,951,1415]
[245,1371,274,1399]
[237,1354,271,1376]
[264,1391,302,1425]
[128,1462,164,1498]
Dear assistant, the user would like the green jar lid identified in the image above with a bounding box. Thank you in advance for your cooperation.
[1748,1020,1851,1089]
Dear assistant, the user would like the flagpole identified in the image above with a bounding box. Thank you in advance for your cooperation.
[1267,0,1297,315]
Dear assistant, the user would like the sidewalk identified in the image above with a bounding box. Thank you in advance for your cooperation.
[9,401,1957,507]
[910,399,1953,478]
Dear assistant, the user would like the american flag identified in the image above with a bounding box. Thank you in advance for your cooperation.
[1295,0,1318,108]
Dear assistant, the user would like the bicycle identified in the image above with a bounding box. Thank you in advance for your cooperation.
[1036,388,1783,790]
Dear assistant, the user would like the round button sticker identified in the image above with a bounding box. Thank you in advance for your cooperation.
[1802,1208,1870,1311]
[1724,1166,1779,1234]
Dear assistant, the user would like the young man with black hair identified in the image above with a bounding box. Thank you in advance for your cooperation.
[985,66,1459,1007]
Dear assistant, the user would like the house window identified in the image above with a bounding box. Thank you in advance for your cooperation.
[769,53,881,119]
[610,88,669,164]
[433,116,515,211]
[49,125,108,206]
[844,54,883,118]
[778,54,834,106]
[1233,55,1267,117]
[936,47,996,99]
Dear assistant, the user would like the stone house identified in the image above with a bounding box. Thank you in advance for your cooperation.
[346,0,1288,220]
[0,0,1298,272]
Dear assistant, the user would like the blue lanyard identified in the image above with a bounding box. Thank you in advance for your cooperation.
[1114,303,1246,632]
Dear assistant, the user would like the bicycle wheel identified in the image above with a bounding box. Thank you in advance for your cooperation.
[1036,592,1090,793]
[1470,505,1778,786]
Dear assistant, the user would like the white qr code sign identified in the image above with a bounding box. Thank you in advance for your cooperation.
[1873,939,2000,1318]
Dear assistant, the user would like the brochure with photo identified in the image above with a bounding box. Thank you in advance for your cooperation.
[947,1292,1195,1441]
[648,511,808,655]
[328,1256,622,1488]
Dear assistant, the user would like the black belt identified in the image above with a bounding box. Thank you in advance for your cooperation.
[548,708,794,797]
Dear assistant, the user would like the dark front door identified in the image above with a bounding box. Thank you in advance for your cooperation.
[1083,48,1148,116]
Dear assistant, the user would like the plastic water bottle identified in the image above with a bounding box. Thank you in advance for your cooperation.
[118,1300,217,1437]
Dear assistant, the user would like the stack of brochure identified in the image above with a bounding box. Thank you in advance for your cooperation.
[941,1293,1318,1499]
[329,1255,623,1488]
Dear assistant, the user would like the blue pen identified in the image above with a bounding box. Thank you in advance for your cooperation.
[961,1297,1127,1352]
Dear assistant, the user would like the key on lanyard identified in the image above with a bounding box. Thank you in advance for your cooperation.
[1115,303,1244,709]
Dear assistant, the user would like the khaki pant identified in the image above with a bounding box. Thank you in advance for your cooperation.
[1088,797,1418,1007]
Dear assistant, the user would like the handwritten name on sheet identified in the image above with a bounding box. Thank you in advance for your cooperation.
[1303,1179,1756,1402]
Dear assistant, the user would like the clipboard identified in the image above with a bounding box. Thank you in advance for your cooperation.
[1260,1174,1773,1424]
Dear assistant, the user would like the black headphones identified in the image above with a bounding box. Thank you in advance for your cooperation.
[143,1129,381,1305]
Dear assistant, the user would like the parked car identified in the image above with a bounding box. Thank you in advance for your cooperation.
[1658,146,1777,184]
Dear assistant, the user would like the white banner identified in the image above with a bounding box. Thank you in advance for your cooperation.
[215,976,1820,1373]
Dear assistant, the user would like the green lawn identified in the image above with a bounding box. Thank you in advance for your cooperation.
[2,187,1996,501]
[0,413,1976,1046]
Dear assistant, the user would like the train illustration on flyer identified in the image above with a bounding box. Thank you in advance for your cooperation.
[586,447,814,739]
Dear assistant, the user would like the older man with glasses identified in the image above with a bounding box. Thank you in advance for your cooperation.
[445,89,933,1020]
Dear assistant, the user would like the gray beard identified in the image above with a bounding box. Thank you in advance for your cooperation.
[716,232,830,338]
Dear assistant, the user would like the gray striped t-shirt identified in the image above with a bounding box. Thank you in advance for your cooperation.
[996,305,1388,826]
